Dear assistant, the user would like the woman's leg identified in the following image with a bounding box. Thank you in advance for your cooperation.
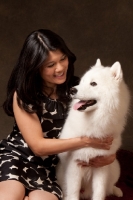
[28,190,58,200]
[0,180,25,200]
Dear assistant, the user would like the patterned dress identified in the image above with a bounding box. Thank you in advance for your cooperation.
[0,93,67,200]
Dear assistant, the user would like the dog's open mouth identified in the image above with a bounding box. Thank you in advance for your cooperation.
[73,100,97,110]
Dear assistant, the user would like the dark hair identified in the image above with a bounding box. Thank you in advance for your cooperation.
[3,29,76,116]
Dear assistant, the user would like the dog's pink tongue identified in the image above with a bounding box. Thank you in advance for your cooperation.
[73,101,86,110]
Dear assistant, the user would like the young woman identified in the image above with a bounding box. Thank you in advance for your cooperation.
[0,29,115,200]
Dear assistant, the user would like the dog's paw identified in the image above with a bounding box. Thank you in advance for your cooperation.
[113,186,123,197]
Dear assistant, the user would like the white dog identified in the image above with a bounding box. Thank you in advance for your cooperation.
[56,59,130,200]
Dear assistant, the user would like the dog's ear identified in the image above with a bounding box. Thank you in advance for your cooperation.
[111,62,123,81]
[95,59,101,66]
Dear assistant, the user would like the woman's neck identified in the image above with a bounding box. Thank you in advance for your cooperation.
[43,86,58,99]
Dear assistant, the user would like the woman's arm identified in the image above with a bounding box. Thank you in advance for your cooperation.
[13,92,113,156]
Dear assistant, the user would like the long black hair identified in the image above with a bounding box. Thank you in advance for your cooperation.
[3,29,76,116]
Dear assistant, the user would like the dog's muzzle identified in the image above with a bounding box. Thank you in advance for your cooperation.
[73,100,97,111]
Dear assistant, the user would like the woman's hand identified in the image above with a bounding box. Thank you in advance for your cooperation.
[81,136,113,150]
[76,154,116,168]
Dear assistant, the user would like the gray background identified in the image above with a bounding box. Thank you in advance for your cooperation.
[0,0,133,151]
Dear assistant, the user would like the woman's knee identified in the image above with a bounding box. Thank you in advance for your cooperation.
[24,196,29,200]
[0,180,25,200]
[29,190,58,200]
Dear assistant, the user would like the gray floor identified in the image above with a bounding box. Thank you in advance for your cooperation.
[0,0,133,151]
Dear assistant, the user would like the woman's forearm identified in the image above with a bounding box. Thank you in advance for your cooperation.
[30,136,113,156]
[31,137,83,156]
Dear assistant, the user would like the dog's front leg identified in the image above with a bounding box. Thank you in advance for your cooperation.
[63,161,83,200]
[91,166,109,200]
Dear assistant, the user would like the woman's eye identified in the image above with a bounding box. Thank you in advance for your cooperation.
[90,82,97,86]
[47,63,55,68]
[61,55,66,61]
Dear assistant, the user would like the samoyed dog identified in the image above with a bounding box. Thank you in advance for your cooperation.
[56,59,130,200]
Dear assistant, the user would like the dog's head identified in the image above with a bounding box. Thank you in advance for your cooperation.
[71,59,125,112]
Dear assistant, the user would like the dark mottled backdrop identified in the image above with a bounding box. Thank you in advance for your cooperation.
[0,0,133,151]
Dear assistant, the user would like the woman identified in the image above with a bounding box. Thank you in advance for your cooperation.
[0,29,114,200]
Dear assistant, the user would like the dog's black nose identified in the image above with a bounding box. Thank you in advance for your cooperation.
[70,87,77,95]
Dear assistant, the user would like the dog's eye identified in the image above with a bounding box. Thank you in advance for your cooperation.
[90,82,97,86]
[70,87,77,95]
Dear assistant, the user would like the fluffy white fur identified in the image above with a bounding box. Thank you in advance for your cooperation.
[56,59,130,200]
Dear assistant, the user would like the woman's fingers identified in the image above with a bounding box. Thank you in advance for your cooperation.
[89,136,113,149]
[89,154,116,167]
[76,154,116,168]
[76,160,90,167]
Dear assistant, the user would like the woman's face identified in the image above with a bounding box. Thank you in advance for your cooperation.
[40,49,69,89]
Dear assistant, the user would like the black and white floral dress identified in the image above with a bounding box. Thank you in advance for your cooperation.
[0,93,67,200]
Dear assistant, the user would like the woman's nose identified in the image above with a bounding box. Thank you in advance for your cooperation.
[55,63,63,71]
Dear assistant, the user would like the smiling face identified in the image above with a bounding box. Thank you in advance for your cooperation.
[40,50,69,91]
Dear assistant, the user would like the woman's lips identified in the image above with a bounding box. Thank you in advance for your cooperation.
[54,72,65,78]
